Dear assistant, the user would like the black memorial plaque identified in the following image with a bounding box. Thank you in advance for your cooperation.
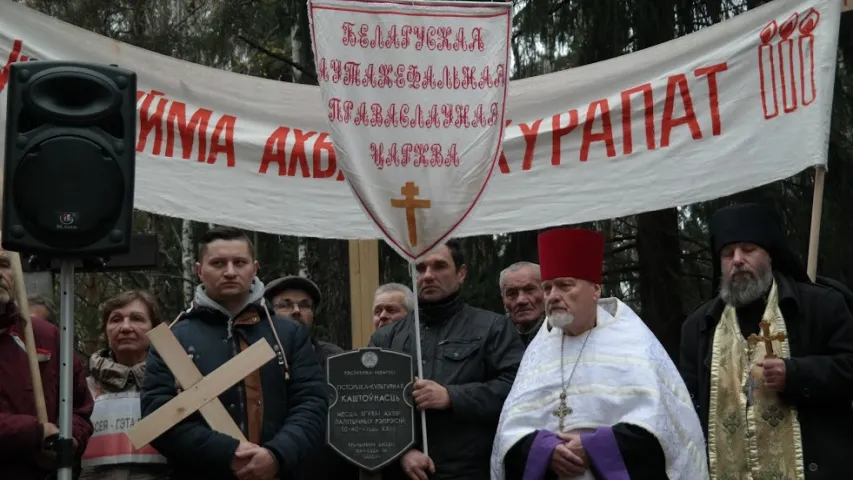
[326,348,415,472]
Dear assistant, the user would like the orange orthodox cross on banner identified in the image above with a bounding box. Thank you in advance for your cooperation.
[391,182,431,247]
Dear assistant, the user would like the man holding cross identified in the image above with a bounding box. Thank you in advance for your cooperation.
[680,203,853,479]
[141,227,327,480]
[491,228,707,480]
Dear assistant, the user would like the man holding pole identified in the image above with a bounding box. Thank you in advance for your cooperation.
[0,247,94,479]
[369,239,525,480]
[680,203,853,479]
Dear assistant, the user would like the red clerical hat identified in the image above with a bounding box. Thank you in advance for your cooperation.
[537,228,605,284]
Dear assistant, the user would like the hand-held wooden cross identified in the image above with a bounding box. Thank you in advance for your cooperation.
[747,320,786,359]
[128,324,275,448]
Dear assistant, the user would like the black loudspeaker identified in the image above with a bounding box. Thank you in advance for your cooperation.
[2,61,137,257]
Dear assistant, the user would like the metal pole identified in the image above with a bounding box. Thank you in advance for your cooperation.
[57,259,76,480]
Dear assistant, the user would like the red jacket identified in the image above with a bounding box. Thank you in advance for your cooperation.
[0,304,94,479]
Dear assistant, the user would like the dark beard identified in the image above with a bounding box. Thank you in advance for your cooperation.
[720,263,773,307]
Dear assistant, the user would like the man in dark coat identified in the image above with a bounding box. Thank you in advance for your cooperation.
[141,226,327,479]
[370,239,525,480]
[0,248,94,480]
[263,274,356,479]
[680,203,853,480]
[264,275,344,368]
[499,261,545,347]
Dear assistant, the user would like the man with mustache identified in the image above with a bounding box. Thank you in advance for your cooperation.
[499,262,545,347]
[492,228,707,480]
[0,248,94,479]
[370,239,525,480]
[680,203,853,480]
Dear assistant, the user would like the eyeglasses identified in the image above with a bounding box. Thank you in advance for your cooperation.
[274,300,314,312]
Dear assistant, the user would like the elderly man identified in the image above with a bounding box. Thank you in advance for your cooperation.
[0,249,94,479]
[492,228,707,480]
[141,226,327,480]
[264,275,343,370]
[371,239,524,480]
[263,274,354,480]
[499,262,545,346]
[27,295,56,326]
[680,203,853,480]
[372,282,413,330]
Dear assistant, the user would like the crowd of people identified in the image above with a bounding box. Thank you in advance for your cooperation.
[1,202,852,480]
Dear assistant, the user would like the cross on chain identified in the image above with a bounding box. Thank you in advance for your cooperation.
[552,392,573,431]
[390,181,431,247]
[747,320,786,359]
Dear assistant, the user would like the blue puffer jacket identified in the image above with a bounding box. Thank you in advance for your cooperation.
[140,279,327,479]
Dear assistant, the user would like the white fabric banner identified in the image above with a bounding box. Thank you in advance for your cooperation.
[0,0,842,239]
[308,0,511,259]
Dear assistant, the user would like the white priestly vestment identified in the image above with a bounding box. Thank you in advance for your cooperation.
[490,298,709,480]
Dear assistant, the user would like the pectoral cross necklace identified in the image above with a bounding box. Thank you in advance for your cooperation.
[554,330,592,431]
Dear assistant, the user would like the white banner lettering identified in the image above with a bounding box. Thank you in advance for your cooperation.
[0,0,842,239]
[308,0,511,259]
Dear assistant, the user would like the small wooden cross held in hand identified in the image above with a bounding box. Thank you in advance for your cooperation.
[747,320,786,359]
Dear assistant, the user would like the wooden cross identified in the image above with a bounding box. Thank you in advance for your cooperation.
[747,320,786,359]
[390,181,431,247]
[127,323,275,448]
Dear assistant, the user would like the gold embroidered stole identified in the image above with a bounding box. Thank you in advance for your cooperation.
[708,280,805,480]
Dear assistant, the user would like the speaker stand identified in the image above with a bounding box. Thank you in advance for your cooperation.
[56,259,76,480]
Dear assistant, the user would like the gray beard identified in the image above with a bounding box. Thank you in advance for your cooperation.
[720,264,773,308]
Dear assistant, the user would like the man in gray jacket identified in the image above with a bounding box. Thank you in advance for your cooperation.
[370,239,525,480]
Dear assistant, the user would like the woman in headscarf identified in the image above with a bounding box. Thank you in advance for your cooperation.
[79,290,169,480]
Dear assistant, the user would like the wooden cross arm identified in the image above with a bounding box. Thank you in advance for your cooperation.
[128,337,276,449]
[144,324,246,441]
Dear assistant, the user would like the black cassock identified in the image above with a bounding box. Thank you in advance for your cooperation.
[503,423,668,480]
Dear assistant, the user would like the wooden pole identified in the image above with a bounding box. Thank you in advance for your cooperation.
[9,250,48,423]
[806,165,826,281]
[0,163,47,423]
[349,239,380,348]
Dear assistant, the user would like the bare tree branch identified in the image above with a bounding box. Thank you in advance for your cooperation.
[236,34,317,81]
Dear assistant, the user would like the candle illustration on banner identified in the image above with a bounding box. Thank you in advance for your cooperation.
[759,20,778,119]
[777,12,799,114]
[798,8,820,107]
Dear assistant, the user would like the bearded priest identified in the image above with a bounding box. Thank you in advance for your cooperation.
[491,228,708,480]
[680,203,853,480]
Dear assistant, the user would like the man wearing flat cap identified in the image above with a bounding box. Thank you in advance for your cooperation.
[264,276,355,480]
[492,228,707,480]
[264,275,344,371]
[680,203,853,479]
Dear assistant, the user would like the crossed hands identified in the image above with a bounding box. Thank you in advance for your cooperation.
[231,441,279,480]
[549,432,589,478]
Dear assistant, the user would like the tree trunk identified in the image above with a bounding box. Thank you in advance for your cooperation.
[633,0,684,360]
[181,218,195,305]
[636,209,684,359]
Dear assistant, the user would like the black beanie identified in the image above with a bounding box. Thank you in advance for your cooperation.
[709,203,809,285]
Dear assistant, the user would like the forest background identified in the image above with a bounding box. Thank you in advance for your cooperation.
[14,0,853,361]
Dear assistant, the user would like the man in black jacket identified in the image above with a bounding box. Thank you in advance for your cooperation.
[141,226,326,479]
[370,239,525,480]
[680,203,853,480]
[263,274,356,480]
